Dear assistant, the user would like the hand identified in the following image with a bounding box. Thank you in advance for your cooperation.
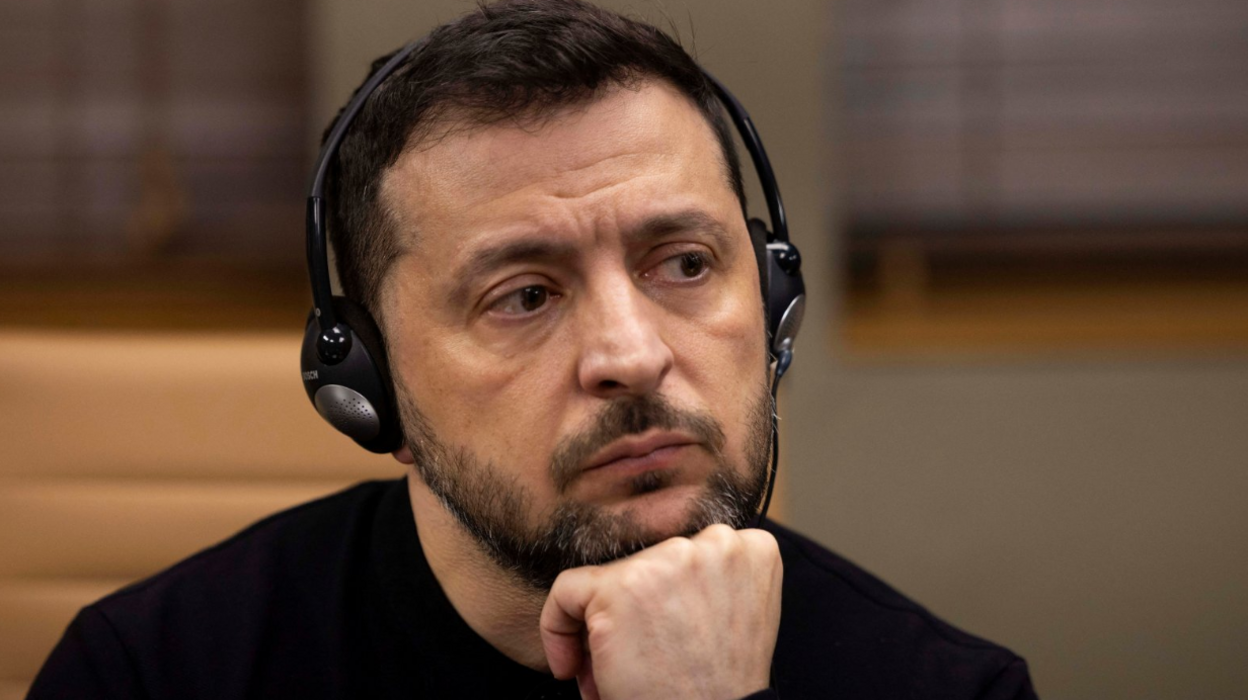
[539,524,783,700]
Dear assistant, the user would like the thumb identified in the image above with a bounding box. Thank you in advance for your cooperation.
[540,569,596,679]
[576,651,600,700]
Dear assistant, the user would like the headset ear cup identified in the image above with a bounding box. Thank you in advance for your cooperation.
[299,297,403,453]
[747,216,806,357]
[329,297,392,389]
[766,242,805,358]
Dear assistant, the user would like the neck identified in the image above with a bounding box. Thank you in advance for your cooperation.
[405,468,551,671]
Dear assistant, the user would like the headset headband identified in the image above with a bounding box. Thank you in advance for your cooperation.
[306,40,426,338]
[702,73,789,246]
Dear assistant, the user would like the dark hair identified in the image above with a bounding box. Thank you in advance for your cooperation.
[323,0,745,320]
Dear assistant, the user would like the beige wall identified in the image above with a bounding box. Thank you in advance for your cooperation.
[794,361,1248,700]
[308,2,1248,699]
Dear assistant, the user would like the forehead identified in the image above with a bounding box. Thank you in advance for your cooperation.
[378,80,735,264]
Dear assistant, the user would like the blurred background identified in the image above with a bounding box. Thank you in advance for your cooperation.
[1,1,1246,698]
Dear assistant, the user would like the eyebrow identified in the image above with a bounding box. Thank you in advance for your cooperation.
[628,209,733,250]
[449,238,578,308]
[448,208,733,308]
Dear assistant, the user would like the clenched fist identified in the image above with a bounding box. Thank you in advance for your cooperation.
[539,524,783,700]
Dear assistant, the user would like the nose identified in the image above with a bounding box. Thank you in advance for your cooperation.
[576,277,674,399]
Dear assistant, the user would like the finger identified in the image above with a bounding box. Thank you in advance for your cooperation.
[540,567,598,679]
[575,650,600,700]
[737,528,781,560]
[693,522,738,542]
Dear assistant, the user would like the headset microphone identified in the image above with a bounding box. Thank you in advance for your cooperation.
[301,41,805,525]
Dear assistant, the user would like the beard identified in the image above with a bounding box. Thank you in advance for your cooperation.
[396,382,773,591]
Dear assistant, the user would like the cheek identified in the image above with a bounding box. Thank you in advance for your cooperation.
[682,259,767,371]
[670,262,769,422]
[390,311,573,492]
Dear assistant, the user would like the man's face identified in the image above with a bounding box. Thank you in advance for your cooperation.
[379,80,772,588]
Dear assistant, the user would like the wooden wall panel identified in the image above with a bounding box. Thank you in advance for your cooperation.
[3,331,393,479]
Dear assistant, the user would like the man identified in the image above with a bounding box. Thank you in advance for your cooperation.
[29,1,1037,698]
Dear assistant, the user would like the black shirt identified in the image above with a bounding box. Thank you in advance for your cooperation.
[28,479,1037,699]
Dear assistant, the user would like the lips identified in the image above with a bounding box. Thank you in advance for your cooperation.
[583,430,699,472]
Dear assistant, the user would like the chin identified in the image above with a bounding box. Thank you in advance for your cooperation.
[610,482,710,538]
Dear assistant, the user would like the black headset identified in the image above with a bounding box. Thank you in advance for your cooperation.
[301,39,805,458]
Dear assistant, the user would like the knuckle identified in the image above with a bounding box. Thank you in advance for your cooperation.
[742,528,779,552]
[549,569,573,593]
[742,531,782,568]
[551,565,589,590]
[617,557,664,595]
[698,522,737,544]
[694,524,741,560]
[658,535,697,562]
[585,611,614,643]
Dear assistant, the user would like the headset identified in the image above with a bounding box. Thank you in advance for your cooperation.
[300,39,804,518]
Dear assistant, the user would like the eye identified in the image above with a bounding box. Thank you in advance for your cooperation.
[651,251,712,283]
[488,284,558,317]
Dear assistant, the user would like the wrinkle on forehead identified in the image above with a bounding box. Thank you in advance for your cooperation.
[378,80,726,245]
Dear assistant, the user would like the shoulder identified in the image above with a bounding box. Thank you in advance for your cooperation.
[99,479,394,611]
[764,521,1037,699]
[32,480,400,699]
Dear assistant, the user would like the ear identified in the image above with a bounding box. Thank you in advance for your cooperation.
[392,444,415,465]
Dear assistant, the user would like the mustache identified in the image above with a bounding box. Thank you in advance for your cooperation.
[549,394,726,493]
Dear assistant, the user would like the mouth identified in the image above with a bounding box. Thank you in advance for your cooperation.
[583,430,700,475]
